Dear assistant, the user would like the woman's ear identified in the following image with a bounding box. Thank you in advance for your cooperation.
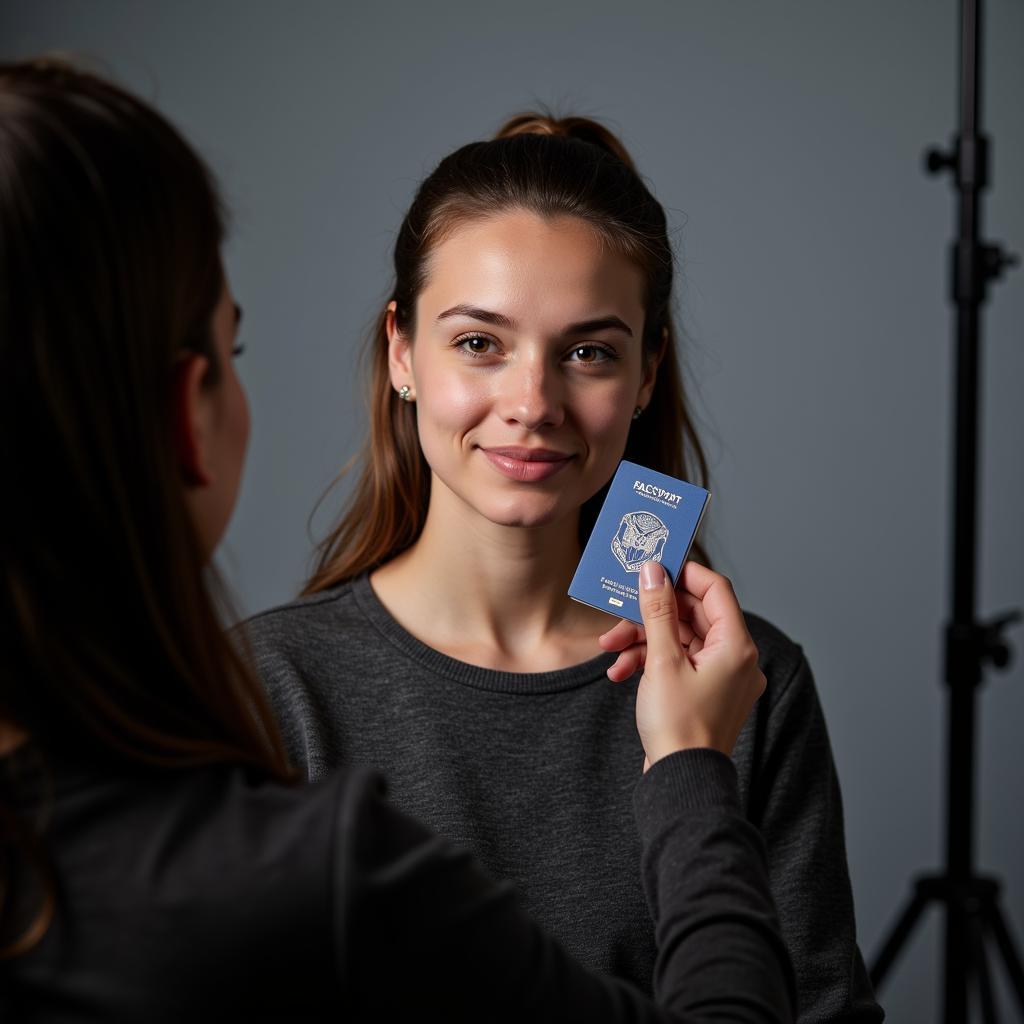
[385,301,415,395]
[172,352,214,487]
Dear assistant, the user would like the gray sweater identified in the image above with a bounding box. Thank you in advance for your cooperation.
[245,573,883,1022]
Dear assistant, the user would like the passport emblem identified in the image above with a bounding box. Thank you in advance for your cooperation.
[611,511,669,571]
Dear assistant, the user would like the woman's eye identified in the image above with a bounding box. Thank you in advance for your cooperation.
[567,344,613,364]
[456,334,497,357]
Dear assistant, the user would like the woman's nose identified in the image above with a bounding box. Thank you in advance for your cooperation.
[496,356,565,432]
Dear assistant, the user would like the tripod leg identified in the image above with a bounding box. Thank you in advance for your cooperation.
[870,890,931,989]
[946,903,970,1024]
[988,903,1024,1011]
[968,913,998,1024]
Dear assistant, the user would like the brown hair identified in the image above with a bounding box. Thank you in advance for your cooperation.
[305,111,710,593]
[0,58,293,957]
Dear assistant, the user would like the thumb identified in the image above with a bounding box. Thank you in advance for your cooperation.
[638,561,685,667]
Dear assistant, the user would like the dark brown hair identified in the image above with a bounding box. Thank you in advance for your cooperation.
[0,58,293,957]
[305,112,710,592]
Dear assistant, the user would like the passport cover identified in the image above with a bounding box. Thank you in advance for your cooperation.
[568,460,710,625]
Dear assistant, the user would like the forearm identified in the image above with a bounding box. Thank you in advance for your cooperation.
[635,749,797,1022]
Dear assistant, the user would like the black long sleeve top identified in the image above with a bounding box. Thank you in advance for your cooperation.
[2,747,794,1021]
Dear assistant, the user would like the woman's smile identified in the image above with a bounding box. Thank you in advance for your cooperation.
[477,445,576,482]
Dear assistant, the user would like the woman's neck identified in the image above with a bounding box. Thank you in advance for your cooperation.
[370,485,611,672]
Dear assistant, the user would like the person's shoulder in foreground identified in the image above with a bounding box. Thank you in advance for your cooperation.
[3,756,344,1020]
[2,746,796,1022]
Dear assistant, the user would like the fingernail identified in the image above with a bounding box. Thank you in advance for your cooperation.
[640,561,663,590]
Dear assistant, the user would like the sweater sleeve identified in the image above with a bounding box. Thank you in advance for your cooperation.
[635,750,797,1020]
[748,653,883,1022]
[329,757,795,1023]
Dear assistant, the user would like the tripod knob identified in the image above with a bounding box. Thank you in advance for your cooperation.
[984,245,1020,280]
[990,643,1010,670]
[925,147,956,175]
[983,610,1022,671]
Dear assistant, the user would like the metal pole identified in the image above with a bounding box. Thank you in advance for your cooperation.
[945,1,982,1018]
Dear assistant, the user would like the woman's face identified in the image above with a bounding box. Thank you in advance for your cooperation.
[186,278,250,559]
[209,281,250,540]
[388,209,657,531]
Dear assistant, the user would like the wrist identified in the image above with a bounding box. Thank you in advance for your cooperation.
[643,730,730,765]
[633,748,741,839]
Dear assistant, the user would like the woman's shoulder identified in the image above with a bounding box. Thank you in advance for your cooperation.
[243,576,360,629]
[240,575,373,659]
[740,610,812,708]
[742,610,803,666]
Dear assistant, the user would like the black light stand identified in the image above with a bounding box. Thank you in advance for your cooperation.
[867,0,1023,1020]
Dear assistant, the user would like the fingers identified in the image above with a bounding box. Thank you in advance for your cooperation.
[598,563,745,650]
[606,633,706,681]
[679,561,744,624]
[679,561,747,637]
[602,567,701,683]
[598,618,643,652]
[677,591,710,639]
[637,562,691,671]
[598,615,696,652]
[600,564,720,686]
[754,668,768,701]
[606,643,646,682]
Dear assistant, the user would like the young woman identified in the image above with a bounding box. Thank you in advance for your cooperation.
[245,117,883,1021]
[0,59,794,1021]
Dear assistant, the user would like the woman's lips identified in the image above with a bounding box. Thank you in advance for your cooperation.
[479,446,575,483]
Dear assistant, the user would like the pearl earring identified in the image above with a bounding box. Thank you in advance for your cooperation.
[398,385,414,402]
[632,406,643,420]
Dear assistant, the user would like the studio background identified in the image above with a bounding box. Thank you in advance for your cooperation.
[5,1,1022,1016]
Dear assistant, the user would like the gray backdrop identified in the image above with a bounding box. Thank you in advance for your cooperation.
[5,1,1022,1016]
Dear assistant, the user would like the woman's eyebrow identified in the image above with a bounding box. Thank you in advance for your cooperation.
[437,304,517,330]
[436,304,633,338]
[564,316,633,338]
[233,303,244,327]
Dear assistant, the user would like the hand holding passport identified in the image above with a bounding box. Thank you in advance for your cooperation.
[575,461,766,763]
[601,559,766,764]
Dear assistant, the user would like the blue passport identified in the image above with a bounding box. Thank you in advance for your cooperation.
[568,460,710,625]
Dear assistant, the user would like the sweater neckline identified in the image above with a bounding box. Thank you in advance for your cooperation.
[349,573,618,695]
